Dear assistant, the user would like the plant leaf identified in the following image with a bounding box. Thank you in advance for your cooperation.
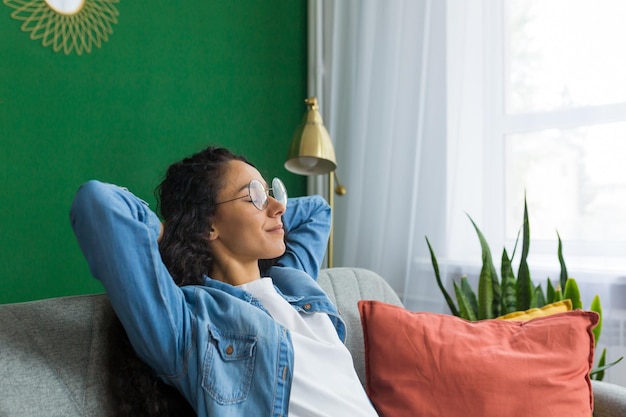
[591,348,607,381]
[552,288,563,302]
[563,278,582,310]
[460,276,479,319]
[478,263,495,320]
[590,295,603,346]
[516,196,532,310]
[557,231,568,290]
[532,284,546,308]
[426,236,459,316]
[546,278,555,304]
[500,248,517,315]
[454,281,477,321]
[591,355,623,380]
[467,215,499,319]
[510,226,521,261]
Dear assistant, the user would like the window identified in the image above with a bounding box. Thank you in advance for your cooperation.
[446,2,626,385]
[487,0,626,262]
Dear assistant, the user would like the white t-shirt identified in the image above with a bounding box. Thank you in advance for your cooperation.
[239,278,379,417]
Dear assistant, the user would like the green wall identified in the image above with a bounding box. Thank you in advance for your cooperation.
[0,1,307,304]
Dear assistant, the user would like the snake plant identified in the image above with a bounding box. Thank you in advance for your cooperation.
[425,198,622,380]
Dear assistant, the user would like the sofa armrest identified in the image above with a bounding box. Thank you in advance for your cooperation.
[593,380,626,417]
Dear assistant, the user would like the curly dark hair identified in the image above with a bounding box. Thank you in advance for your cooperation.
[157,146,250,285]
[108,315,196,417]
[109,146,255,417]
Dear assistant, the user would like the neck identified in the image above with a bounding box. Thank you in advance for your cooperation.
[210,260,261,286]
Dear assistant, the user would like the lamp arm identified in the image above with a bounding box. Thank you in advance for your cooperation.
[327,171,347,268]
[333,171,347,196]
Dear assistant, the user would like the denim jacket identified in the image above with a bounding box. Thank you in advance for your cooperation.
[70,180,345,417]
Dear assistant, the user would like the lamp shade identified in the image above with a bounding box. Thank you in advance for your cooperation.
[285,97,337,175]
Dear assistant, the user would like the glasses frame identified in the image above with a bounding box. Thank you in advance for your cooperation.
[216,177,287,211]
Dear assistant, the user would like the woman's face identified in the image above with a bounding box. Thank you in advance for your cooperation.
[209,160,286,266]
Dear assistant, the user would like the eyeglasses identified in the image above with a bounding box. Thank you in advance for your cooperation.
[216,178,288,211]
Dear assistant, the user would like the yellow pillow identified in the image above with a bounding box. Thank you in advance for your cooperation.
[497,299,573,321]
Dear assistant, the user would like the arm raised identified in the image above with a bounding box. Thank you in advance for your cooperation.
[277,195,331,279]
[70,180,188,376]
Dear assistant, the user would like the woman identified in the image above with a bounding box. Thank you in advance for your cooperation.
[70,146,378,417]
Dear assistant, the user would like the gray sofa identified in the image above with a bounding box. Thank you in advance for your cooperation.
[1,267,625,416]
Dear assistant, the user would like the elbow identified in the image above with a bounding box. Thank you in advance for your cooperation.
[71,179,108,208]
[70,180,110,228]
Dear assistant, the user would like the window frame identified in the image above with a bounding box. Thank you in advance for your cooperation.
[487,1,626,264]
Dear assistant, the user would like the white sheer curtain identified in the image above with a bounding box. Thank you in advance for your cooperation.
[310,0,448,313]
[311,0,626,385]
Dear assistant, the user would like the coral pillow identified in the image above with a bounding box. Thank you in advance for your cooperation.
[358,300,598,417]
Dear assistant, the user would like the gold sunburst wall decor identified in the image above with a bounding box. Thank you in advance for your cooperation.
[4,0,120,55]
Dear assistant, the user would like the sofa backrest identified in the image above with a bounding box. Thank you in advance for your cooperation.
[0,267,402,417]
[318,267,404,384]
[0,294,116,417]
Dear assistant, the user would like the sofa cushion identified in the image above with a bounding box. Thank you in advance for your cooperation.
[358,300,598,417]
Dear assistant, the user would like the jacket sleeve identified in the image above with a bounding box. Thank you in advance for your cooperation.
[277,195,331,279]
[69,180,188,376]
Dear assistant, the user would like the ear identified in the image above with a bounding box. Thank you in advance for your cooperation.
[208,225,219,241]
[158,222,164,243]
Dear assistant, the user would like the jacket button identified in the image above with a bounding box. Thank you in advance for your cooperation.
[225,345,234,355]
[303,303,311,310]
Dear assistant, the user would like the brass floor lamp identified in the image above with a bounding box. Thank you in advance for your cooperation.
[285,97,346,268]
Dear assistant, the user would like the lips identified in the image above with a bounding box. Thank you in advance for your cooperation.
[267,224,284,233]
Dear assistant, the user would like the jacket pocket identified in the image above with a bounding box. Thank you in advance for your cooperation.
[202,325,257,405]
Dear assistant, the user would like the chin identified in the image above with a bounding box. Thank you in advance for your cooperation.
[269,245,286,259]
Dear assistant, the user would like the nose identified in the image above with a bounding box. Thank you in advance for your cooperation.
[267,195,286,216]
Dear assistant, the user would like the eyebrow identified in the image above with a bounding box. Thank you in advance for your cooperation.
[233,182,250,195]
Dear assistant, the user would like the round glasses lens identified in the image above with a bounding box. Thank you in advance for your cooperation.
[249,180,267,210]
[272,178,288,205]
